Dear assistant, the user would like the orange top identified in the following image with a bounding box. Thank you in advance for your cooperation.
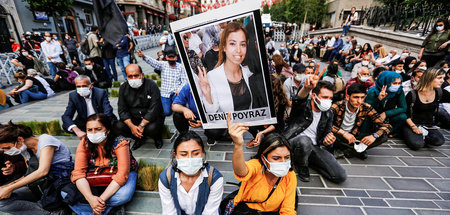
[71,138,131,186]
[233,159,297,215]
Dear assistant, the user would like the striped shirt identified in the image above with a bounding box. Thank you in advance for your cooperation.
[143,56,187,98]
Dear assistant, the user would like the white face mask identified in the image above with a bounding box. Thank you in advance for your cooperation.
[128,78,143,89]
[65,36,69,40]
[412,81,418,86]
[77,87,91,97]
[85,65,93,70]
[359,75,369,82]
[401,53,409,58]
[388,53,393,58]
[443,68,449,72]
[294,46,299,49]
[314,97,332,112]
[409,64,415,69]
[263,156,290,177]
[436,25,444,31]
[45,37,51,42]
[87,132,107,144]
[355,48,360,52]
[5,142,27,156]
[395,70,404,74]
[418,67,427,71]
[295,74,305,82]
[176,157,203,175]
[388,85,400,93]
[22,52,29,56]
[307,46,313,49]
[361,61,369,66]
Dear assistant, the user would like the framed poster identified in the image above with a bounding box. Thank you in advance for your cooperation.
[34,11,49,21]
[171,1,276,129]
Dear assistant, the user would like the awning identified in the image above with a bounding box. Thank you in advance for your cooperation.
[146,10,153,15]
[122,11,135,15]
[168,14,177,20]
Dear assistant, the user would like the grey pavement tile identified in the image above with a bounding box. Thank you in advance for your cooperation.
[366,148,411,156]
[387,199,439,208]
[300,188,344,196]
[325,177,390,190]
[364,208,415,215]
[399,157,444,167]
[438,149,450,157]
[385,178,436,191]
[343,165,399,177]
[221,172,239,184]
[347,156,405,165]
[431,167,450,178]
[405,149,447,157]
[225,152,254,160]
[298,196,338,204]
[206,151,226,161]
[437,193,450,200]
[126,197,162,213]
[157,149,173,158]
[343,189,369,197]
[367,190,393,198]
[427,179,450,192]
[298,175,325,188]
[391,191,441,199]
[361,198,388,207]
[434,201,450,210]
[434,158,450,167]
[132,149,161,158]
[392,167,442,178]
[208,161,233,171]
[297,205,364,215]
[415,209,450,215]
[336,197,363,206]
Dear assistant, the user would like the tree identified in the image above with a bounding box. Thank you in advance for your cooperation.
[270,0,288,22]
[23,0,74,40]
[262,5,270,14]
[269,0,327,25]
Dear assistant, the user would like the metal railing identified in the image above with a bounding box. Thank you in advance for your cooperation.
[0,34,163,86]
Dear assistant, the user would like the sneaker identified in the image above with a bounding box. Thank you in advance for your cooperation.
[110,205,126,215]
[207,137,217,146]
[154,139,163,149]
[357,151,368,160]
[131,139,143,150]
[297,166,310,182]
[334,149,345,159]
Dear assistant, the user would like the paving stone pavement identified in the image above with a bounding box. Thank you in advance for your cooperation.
[1,46,449,215]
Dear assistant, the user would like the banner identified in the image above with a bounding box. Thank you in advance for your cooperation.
[170,1,276,129]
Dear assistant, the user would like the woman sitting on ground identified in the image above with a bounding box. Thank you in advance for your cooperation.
[11,47,35,72]
[159,131,224,214]
[0,122,72,214]
[365,71,407,137]
[7,72,48,104]
[68,113,138,215]
[54,62,77,91]
[272,54,293,80]
[402,69,450,150]
[224,114,297,215]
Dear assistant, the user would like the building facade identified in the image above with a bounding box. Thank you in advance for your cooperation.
[0,0,23,52]
[325,0,377,28]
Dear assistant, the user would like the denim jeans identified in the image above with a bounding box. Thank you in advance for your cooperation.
[62,171,137,215]
[103,58,118,81]
[47,62,57,78]
[0,186,49,214]
[342,23,352,36]
[161,93,176,116]
[19,90,47,103]
[290,136,347,183]
[117,55,130,80]
[401,126,445,150]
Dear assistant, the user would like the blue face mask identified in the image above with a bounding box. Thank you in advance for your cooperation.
[388,85,400,93]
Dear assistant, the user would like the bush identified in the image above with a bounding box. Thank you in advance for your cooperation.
[18,120,70,136]
[144,74,151,79]
[151,73,158,80]
[137,160,165,191]
[161,124,172,139]
[112,81,121,88]
[110,89,119,97]
[156,79,161,87]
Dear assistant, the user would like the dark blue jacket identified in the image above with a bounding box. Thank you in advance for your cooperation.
[115,35,130,58]
[332,38,343,50]
[62,87,117,131]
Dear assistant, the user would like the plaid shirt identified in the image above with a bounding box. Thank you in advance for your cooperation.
[331,100,392,138]
[144,56,187,98]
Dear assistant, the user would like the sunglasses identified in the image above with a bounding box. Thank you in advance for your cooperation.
[183,35,188,40]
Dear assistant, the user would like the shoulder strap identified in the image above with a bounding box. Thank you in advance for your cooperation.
[409,89,417,117]
[207,165,214,188]
[243,177,281,204]
[437,88,443,102]
[166,166,172,185]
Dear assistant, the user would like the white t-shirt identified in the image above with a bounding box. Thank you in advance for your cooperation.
[158,168,224,215]
[299,110,322,145]
[348,12,358,22]
[189,33,203,55]
[341,103,359,133]
[160,36,168,50]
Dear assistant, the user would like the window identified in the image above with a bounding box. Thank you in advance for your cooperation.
[85,12,93,25]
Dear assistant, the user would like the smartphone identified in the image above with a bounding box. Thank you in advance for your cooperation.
[188,118,199,123]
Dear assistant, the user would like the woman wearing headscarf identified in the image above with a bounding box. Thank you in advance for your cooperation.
[365,71,407,136]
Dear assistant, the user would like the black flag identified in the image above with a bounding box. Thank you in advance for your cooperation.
[93,0,128,45]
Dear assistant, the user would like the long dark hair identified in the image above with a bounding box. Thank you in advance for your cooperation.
[85,114,115,159]
[251,132,293,172]
[426,18,449,41]
[0,121,33,144]
[271,76,289,113]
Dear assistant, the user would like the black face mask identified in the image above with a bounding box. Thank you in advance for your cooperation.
[168,60,176,66]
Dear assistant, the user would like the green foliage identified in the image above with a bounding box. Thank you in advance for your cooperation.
[161,124,172,139]
[110,89,119,97]
[144,74,151,79]
[112,81,121,88]
[270,0,288,22]
[262,5,270,14]
[22,0,74,16]
[156,79,161,87]
[269,0,327,25]
[18,120,71,136]
[151,73,159,80]
[137,160,165,191]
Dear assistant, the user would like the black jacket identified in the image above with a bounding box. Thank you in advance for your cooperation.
[80,64,111,89]
[118,78,164,122]
[283,96,333,146]
[289,48,302,63]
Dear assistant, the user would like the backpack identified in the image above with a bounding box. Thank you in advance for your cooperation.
[63,70,78,85]
[334,76,346,93]
[80,34,93,55]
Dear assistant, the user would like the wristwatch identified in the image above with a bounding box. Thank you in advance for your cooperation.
[372,133,379,139]
[139,122,146,127]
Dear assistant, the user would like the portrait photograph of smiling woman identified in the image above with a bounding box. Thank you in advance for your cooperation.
[172,6,276,129]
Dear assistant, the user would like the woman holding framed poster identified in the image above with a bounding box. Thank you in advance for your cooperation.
[198,22,254,113]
